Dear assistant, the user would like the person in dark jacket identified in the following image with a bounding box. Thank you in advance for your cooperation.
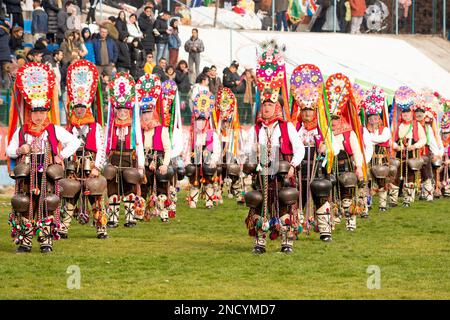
[175,59,191,93]
[86,0,99,24]
[0,18,12,88]
[34,37,53,61]
[115,10,129,41]
[4,0,23,28]
[9,26,23,53]
[153,11,171,64]
[222,60,241,94]
[115,34,131,73]
[152,57,168,82]
[42,0,60,43]
[138,6,155,55]
[195,66,209,84]
[207,65,222,96]
[92,26,119,77]
[56,1,71,44]
[129,37,145,80]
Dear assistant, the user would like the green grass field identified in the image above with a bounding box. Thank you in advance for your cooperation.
[0,193,449,300]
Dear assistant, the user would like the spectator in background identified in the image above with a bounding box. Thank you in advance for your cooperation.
[66,3,81,31]
[168,18,181,67]
[241,67,256,122]
[275,0,289,32]
[9,26,24,53]
[0,18,11,88]
[195,66,209,84]
[175,60,191,93]
[4,0,24,28]
[184,28,204,84]
[86,0,100,24]
[115,11,129,41]
[32,0,49,42]
[27,49,43,63]
[93,26,118,77]
[144,52,156,74]
[165,65,176,81]
[48,48,63,98]
[136,1,154,19]
[222,60,241,94]
[56,1,71,44]
[153,11,171,63]
[130,38,145,80]
[34,37,53,61]
[73,30,88,58]
[207,65,222,96]
[60,31,81,66]
[82,27,96,64]
[349,0,366,34]
[138,5,156,54]
[116,34,131,73]
[126,14,143,43]
[42,0,60,43]
[152,57,168,82]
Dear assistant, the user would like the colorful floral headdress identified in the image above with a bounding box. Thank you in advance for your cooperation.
[216,87,236,122]
[161,80,177,127]
[394,86,416,111]
[325,73,352,119]
[290,64,323,112]
[255,39,290,120]
[107,72,136,109]
[441,113,450,134]
[352,83,366,114]
[136,73,162,113]
[364,86,385,116]
[193,89,215,120]
[15,62,56,111]
[67,60,98,109]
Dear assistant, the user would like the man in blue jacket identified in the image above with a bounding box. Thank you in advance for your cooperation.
[93,26,119,78]
[32,0,48,42]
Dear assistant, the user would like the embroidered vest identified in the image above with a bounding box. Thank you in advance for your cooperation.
[255,120,293,155]
[19,124,59,156]
[142,125,164,152]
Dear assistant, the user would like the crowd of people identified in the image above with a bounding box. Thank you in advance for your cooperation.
[4,35,450,255]
[0,1,262,123]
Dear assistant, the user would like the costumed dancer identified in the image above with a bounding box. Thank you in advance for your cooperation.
[104,72,145,228]
[161,79,185,217]
[415,90,444,201]
[289,64,333,242]
[215,87,247,205]
[244,40,305,254]
[137,74,174,223]
[389,86,426,208]
[324,73,367,232]
[7,62,80,253]
[185,89,221,209]
[439,112,450,197]
[362,86,393,212]
[60,60,109,239]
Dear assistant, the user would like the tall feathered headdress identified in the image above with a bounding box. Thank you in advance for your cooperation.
[66,60,103,127]
[255,39,290,121]
[325,73,367,178]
